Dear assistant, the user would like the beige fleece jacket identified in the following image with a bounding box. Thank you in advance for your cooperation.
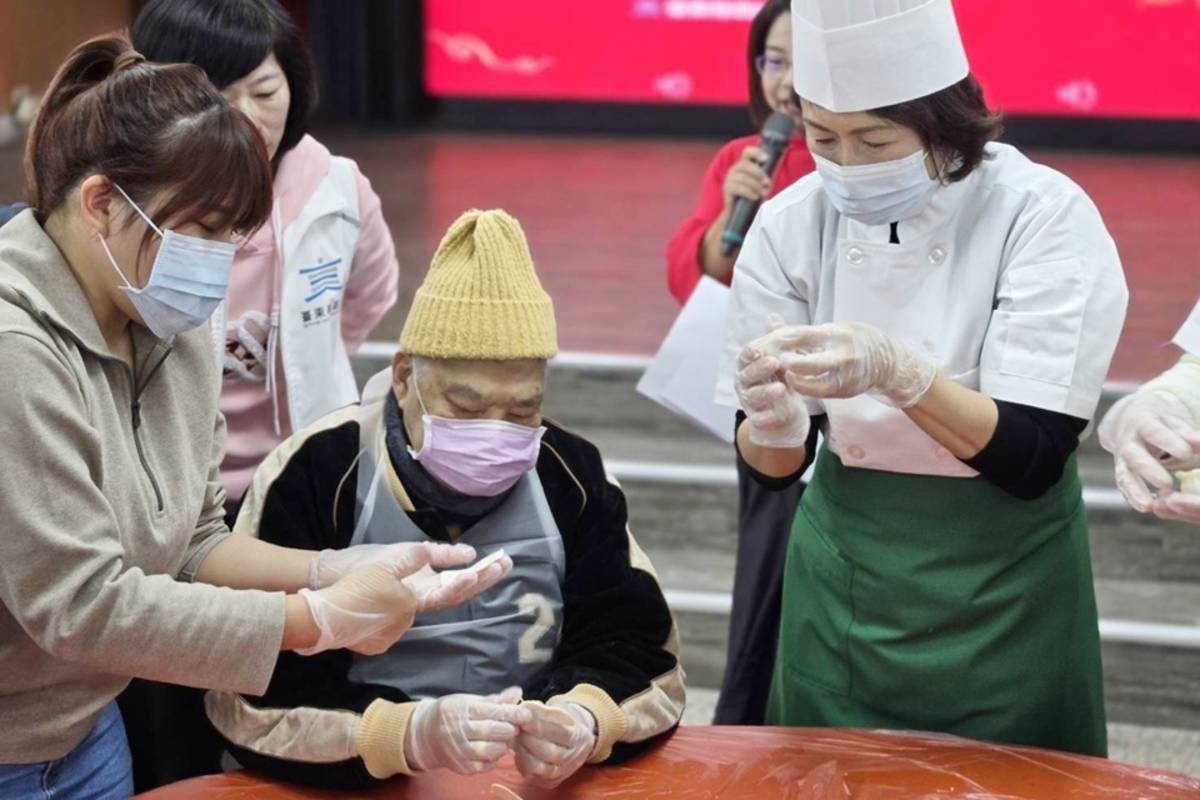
[0,211,286,764]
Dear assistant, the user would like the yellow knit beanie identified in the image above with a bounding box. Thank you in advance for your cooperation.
[400,209,558,360]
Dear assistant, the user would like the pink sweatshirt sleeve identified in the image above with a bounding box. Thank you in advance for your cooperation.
[339,164,399,353]
[665,140,740,305]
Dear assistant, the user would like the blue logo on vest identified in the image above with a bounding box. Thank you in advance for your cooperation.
[300,257,344,304]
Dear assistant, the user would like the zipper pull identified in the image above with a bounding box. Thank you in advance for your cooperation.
[131,400,142,430]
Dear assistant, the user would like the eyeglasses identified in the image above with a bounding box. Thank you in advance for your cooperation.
[754,54,791,77]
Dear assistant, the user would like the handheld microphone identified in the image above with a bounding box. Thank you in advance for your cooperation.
[720,112,795,257]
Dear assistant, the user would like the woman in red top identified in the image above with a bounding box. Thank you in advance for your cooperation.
[664,0,813,724]
[665,0,813,303]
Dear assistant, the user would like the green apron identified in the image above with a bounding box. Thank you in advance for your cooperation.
[767,448,1107,757]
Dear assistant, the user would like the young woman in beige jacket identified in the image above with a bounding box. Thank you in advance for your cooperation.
[0,37,505,798]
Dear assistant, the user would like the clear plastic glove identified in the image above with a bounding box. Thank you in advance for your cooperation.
[296,556,425,657]
[736,317,811,448]
[310,542,471,589]
[311,542,512,613]
[1150,491,1200,525]
[406,550,514,613]
[765,322,936,408]
[514,700,597,788]
[405,687,532,775]
[1098,390,1200,514]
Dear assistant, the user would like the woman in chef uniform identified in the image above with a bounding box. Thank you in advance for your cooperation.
[1100,300,1200,524]
[718,0,1128,756]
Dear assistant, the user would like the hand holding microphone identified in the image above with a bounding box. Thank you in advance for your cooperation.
[721,146,772,213]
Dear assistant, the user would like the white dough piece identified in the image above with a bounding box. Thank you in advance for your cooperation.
[436,549,509,588]
[471,549,508,574]
[1177,469,1200,495]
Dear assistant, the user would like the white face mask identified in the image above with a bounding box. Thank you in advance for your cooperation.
[813,149,939,226]
[97,184,236,340]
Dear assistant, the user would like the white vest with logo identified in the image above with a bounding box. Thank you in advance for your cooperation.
[210,156,361,431]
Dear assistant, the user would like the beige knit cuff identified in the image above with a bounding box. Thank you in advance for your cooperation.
[550,684,628,764]
[356,699,420,779]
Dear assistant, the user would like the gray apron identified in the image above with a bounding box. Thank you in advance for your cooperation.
[346,371,566,699]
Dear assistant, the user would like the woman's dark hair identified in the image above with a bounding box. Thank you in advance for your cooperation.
[871,75,1004,182]
[132,0,317,163]
[25,36,273,240]
[747,0,791,128]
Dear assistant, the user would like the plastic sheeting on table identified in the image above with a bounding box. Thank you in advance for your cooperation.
[137,726,1200,799]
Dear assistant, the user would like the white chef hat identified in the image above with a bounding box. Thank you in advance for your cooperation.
[792,0,970,113]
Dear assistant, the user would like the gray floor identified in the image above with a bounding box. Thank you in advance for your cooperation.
[680,688,1200,779]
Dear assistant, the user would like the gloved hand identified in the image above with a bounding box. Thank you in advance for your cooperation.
[310,542,512,613]
[296,554,427,656]
[514,700,597,788]
[1150,491,1200,525]
[736,317,811,448]
[766,322,937,408]
[405,687,532,775]
[405,551,514,613]
[1098,389,1200,514]
[310,541,472,589]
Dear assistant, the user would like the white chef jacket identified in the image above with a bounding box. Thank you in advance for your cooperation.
[716,142,1129,478]
[1173,299,1200,356]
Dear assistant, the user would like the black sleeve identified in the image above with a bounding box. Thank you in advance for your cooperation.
[239,418,360,548]
[963,400,1087,500]
[734,410,823,491]
[526,426,684,764]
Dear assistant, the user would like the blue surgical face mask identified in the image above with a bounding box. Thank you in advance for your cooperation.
[97,184,236,339]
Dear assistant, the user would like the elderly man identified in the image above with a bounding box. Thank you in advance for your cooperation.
[207,209,685,789]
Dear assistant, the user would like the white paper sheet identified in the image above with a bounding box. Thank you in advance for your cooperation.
[637,277,736,443]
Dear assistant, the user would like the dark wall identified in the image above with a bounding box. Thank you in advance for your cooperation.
[306,0,428,126]
[427,99,1200,153]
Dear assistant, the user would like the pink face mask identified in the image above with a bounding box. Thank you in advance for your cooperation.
[408,366,545,497]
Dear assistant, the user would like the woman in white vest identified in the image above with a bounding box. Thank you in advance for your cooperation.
[1100,300,1200,523]
[132,0,400,523]
[718,0,1128,755]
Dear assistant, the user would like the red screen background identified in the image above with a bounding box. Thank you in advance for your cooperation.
[425,0,1200,120]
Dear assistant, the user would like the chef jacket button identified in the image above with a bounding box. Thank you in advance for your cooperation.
[934,446,951,460]
[846,246,866,265]
[847,444,866,460]
[928,246,947,265]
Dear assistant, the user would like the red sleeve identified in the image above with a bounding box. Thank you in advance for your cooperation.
[664,140,743,305]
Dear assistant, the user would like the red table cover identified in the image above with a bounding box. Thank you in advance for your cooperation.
[138,726,1200,799]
